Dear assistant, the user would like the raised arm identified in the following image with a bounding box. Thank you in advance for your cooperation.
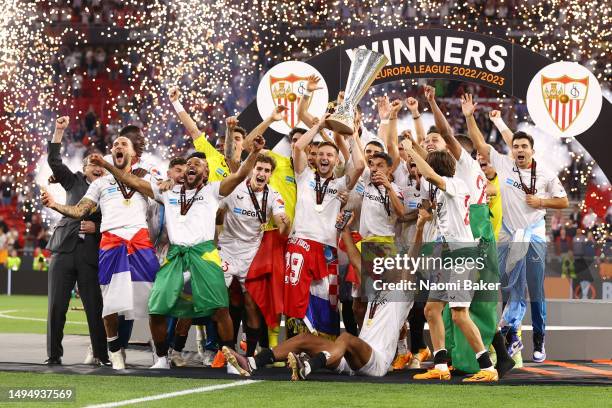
[461,93,491,162]
[293,115,326,175]
[168,86,202,140]
[489,110,514,150]
[219,135,265,196]
[386,99,403,172]
[89,154,154,199]
[48,116,77,190]
[406,97,426,145]
[424,85,461,160]
[332,131,350,164]
[243,105,287,153]
[402,138,446,191]
[297,75,323,128]
[376,95,391,143]
[345,130,366,190]
[42,190,96,220]
[223,116,242,173]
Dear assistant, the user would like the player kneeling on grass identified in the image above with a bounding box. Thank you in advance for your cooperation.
[403,139,498,382]
[89,136,266,370]
[222,210,431,379]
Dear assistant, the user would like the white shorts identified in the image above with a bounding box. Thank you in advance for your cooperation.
[335,349,388,377]
[220,250,254,292]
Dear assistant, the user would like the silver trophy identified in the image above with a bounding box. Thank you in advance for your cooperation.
[326,48,389,134]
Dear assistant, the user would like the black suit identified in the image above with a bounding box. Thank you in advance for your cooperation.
[46,141,107,361]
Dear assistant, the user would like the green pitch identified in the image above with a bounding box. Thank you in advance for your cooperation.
[1,295,610,407]
[0,295,88,335]
[0,372,610,407]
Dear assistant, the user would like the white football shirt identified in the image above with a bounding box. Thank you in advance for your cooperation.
[151,181,223,247]
[434,177,475,244]
[292,167,348,248]
[218,180,285,258]
[489,147,567,235]
[359,168,403,238]
[456,148,487,206]
[84,174,150,239]
[419,178,440,243]
[359,291,413,369]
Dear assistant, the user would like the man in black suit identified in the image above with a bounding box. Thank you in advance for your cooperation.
[45,116,108,365]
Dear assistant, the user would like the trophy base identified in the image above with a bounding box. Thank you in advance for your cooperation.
[325,118,353,135]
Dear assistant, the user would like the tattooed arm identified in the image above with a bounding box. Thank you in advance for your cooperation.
[42,192,97,220]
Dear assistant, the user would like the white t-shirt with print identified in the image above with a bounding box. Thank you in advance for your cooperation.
[293,167,348,248]
[218,180,285,258]
[433,177,475,244]
[359,168,403,238]
[456,148,487,206]
[84,174,150,239]
[489,147,567,235]
[151,181,223,247]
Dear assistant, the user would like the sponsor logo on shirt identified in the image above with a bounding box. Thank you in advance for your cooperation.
[364,191,386,204]
[168,195,204,205]
[285,176,295,184]
[505,177,538,194]
[307,180,338,195]
[233,207,258,217]
[216,168,227,176]
[106,187,119,194]
[407,201,421,209]
[355,183,365,195]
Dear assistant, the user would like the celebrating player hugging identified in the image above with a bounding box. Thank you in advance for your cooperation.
[41,78,567,383]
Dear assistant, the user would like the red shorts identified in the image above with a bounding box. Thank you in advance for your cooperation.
[284,237,337,319]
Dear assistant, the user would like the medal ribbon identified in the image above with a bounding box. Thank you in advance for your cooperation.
[114,174,137,200]
[180,183,204,216]
[372,183,390,216]
[315,172,333,206]
[247,180,268,224]
[515,159,537,195]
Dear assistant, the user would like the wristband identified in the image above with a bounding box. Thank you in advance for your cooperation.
[381,119,390,124]
[412,114,421,120]
[172,100,185,113]
[491,117,510,133]
[303,90,312,97]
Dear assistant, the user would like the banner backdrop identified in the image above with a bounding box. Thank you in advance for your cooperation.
[238,28,612,177]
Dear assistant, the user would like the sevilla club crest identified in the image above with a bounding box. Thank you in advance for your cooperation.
[270,74,311,129]
[541,75,588,132]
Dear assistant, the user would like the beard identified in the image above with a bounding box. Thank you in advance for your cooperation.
[185,173,204,189]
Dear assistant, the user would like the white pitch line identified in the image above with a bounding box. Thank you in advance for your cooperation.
[83,380,261,408]
[0,309,87,325]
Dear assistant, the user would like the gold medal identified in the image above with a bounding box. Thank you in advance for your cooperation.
[367,318,373,327]
[260,224,266,231]
[123,199,131,206]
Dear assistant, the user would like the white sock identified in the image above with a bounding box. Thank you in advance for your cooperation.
[434,363,449,372]
[247,356,257,370]
[397,337,408,355]
[304,361,312,376]
[475,349,487,359]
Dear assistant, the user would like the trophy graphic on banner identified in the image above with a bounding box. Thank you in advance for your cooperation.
[325,48,389,134]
